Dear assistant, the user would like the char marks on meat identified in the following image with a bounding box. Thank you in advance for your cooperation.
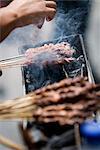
[19,77,100,150]
[26,77,100,125]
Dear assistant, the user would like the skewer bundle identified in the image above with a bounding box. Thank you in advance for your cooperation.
[0,77,100,125]
[0,42,74,69]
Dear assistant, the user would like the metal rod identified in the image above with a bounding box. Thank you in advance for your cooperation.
[74,124,82,150]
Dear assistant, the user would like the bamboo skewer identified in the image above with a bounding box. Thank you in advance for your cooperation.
[0,54,27,69]
[0,77,99,123]
[0,134,26,150]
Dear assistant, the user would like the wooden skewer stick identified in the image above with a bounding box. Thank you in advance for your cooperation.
[0,134,26,150]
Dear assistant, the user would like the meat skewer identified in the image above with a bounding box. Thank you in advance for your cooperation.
[0,77,99,125]
[0,42,75,69]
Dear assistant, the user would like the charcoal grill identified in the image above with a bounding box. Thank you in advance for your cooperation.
[19,34,94,94]
[18,34,95,150]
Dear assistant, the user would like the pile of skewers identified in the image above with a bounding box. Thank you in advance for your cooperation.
[0,77,100,125]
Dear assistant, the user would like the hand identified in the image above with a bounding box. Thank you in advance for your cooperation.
[7,0,57,28]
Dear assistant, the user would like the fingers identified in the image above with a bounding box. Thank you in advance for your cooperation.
[46,1,57,9]
[37,17,45,28]
[45,0,57,21]
[46,7,56,21]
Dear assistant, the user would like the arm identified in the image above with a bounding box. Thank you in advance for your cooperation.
[0,7,17,42]
[0,0,56,42]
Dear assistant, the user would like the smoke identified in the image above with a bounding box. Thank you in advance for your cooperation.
[54,4,89,39]
[0,25,40,99]
[0,0,90,99]
[21,34,87,93]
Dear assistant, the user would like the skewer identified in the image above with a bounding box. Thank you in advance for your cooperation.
[0,76,99,123]
[0,42,75,69]
[0,134,26,150]
[0,54,27,69]
[74,123,81,150]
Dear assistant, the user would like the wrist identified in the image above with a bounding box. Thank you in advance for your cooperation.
[0,6,18,29]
